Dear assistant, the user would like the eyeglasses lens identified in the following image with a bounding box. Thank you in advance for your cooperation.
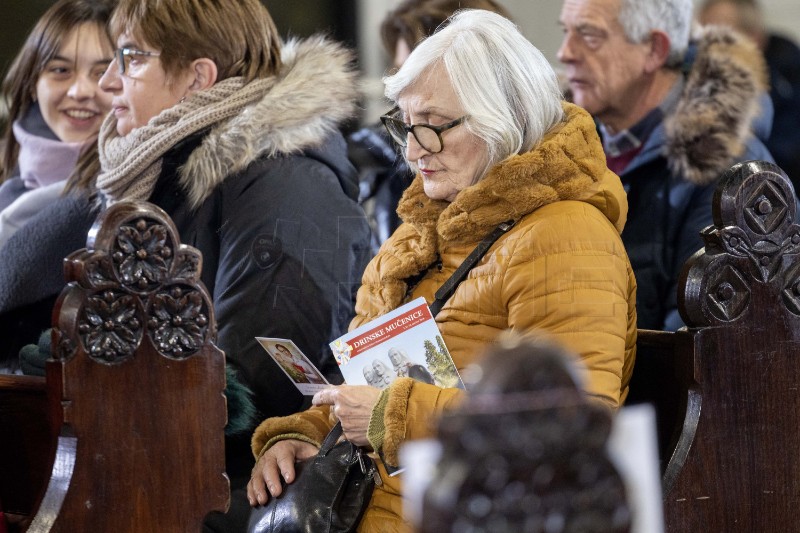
[386,119,442,152]
[412,126,441,153]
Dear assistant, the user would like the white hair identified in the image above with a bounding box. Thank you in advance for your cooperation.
[618,0,693,68]
[383,9,564,175]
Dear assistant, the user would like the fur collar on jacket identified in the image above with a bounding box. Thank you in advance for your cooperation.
[177,36,358,207]
[378,103,627,299]
[397,102,625,242]
[665,25,769,186]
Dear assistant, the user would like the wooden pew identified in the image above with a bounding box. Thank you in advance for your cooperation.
[628,160,800,531]
[6,162,799,531]
[0,200,229,532]
[625,327,694,478]
[0,375,51,529]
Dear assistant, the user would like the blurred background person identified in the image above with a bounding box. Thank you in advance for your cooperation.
[379,0,511,69]
[0,0,114,373]
[698,0,800,192]
[421,333,631,533]
[249,11,636,531]
[558,0,774,331]
[348,0,511,253]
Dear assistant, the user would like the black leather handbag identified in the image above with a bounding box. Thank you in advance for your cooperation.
[247,421,377,533]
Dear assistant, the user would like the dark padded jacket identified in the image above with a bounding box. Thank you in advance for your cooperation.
[614,27,774,330]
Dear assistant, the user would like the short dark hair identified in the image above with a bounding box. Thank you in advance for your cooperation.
[109,0,282,83]
[379,0,511,57]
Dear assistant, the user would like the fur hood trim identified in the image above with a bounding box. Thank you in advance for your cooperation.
[665,25,768,186]
[178,36,359,208]
[396,102,627,246]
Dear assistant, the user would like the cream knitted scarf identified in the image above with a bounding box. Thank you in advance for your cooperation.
[97,76,274,204]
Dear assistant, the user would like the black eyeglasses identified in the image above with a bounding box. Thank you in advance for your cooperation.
[115,47,160,75]
[380,107,468,153]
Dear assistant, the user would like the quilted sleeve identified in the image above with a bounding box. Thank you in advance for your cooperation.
[501,201,633,409]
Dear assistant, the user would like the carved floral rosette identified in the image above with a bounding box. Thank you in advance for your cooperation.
[54,201,214,364]
[679,161,800,327]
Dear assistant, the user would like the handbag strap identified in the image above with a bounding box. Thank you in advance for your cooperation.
[319,421,376,478]
[429,220,515,317]
[319,421,345,456]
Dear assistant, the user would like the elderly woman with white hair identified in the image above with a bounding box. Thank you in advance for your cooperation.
[248,9,637,530]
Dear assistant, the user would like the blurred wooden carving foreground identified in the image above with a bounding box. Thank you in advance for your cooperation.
[0,200,229,532]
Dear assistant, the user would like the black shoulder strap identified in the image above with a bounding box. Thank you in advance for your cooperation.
[318,421,344,455]
[429,220,515,317]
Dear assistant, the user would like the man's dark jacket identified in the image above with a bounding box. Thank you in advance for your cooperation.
[611,27,774,330]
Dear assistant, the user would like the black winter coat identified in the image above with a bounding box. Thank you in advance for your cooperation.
[0,130,371,411]
[153,130,371,419]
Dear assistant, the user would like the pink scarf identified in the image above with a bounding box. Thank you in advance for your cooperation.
[12,121,87,189]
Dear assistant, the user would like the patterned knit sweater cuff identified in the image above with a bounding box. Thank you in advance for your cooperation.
[367,387,391,453]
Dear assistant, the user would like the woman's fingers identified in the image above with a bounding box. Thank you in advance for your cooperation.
[247,441,295,506]
[312,385,382,446]
[247,455,277,506]
[247,440,319,507]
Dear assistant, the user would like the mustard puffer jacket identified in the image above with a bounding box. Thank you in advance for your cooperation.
[251,103,637,532]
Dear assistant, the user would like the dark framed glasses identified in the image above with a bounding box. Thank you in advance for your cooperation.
[380,107,467,153]
[115,47,160,75]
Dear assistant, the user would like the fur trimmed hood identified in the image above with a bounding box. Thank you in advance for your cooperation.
[397,102,627,246]
[665,25,769,186]
[178,36,359,207]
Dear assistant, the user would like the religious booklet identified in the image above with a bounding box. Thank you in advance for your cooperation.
[257,297,463,394]
[329,297,464,390]
[258,298,463,478]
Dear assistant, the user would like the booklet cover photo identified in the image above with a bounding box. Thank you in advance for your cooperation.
[330,297,464,390]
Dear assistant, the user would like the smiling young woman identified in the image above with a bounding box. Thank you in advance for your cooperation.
[33,23,111,144]
[0,0,113,245]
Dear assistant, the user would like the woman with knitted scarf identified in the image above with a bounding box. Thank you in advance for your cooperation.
[99,0,370,521]
[249,10,637,532]
[3,0,371,529]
